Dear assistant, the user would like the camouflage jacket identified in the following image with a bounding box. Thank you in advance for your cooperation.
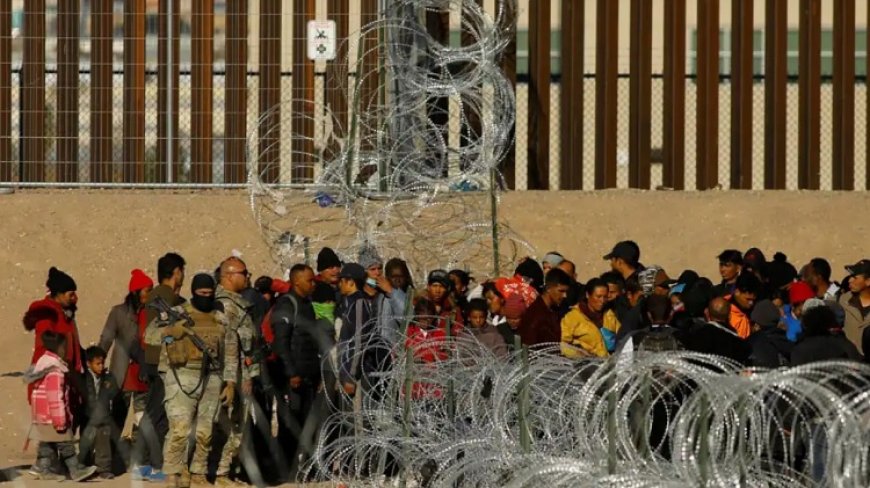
[215,286,260,382]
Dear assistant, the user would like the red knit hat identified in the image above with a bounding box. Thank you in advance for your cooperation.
[129,269,154,292]
[789,281,815,305]
[502,294,528,320]
[270,279,291,294]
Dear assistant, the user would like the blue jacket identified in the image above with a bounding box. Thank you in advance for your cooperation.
[782,305,801,342]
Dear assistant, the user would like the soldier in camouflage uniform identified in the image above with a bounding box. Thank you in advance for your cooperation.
[145,273,239,488]
[214,257,260,486]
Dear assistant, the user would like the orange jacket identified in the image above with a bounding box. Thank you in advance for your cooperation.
[725,295,751,339]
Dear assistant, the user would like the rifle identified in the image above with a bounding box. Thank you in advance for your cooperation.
[147,296,220,367]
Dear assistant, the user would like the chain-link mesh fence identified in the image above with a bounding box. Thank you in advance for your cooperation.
[2,1,868,191]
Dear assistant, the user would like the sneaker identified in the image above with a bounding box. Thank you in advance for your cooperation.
[69,465,98,482]
[148,469,168,483]
[131,465,153,480]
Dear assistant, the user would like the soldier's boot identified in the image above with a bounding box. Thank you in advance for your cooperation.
[178,468,192,488]
[214,475,248,487]
[190,474,209,486]
[164,474,181,488]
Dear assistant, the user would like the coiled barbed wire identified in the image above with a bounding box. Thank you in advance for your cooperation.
[247,0,531,278]
[301,316,870,487]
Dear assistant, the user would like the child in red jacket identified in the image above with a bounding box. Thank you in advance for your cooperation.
[23,331,97,482]
[405,299,463,399]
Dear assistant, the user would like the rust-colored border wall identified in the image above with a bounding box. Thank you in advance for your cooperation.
[224,0,248,184]
[292,0,316,183]
[832,0,855,190]
[527,0,551,189]
[0,1,13,181]
[258,0,281,184]
[191,0,214,183]
[764,0,787,189]
[798,0,821,190]
[731,0,753,190]
[56,0,80,183]
[629,0,652,189]
[22,0,46,182]
[123,0,145,183]
[663,0,686,190]
[696,0,719,190]
[560,0,584,190]
[90,0,113,183]
[595,0,618,189]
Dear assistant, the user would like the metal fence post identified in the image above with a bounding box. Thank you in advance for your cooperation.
[731,0,753,190]
[764,0,787,190]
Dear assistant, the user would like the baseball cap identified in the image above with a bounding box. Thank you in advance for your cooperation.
[603,241,640,263]
[427,269,453,289]
[845,259,870,277]
[339,263,366,282]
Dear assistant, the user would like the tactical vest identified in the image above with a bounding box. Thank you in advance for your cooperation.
[166,304,224,370]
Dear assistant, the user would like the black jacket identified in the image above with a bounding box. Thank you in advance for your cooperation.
[615,298,649,342]
[791,334,862,366]
[676,319,751,365]
[271,292,323,382]
[747,328,793,368]
[337,292,377,383]
[83,369,119,427]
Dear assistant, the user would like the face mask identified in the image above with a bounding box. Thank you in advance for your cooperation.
[191,295,215,313]
[313,302,335,322]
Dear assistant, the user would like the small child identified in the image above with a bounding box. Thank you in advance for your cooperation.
[461,298,508,360]
[79,346,119,479]
[24,331,97,482]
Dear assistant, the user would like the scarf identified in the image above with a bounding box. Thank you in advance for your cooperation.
[578,301,605,329]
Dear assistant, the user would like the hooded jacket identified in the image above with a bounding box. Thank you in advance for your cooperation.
[747,327,793,368]
[23,298,83,403]
[23,351,71,431]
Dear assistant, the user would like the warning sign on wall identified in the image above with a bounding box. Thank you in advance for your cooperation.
[307,20,336,61]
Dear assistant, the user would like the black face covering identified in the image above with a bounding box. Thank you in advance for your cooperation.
[191,294,215,313]
[190,273,217,313]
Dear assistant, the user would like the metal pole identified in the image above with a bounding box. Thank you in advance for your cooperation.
[166,0,173,183]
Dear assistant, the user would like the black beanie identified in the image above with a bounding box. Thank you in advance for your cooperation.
[317,247,342,272]
[191,273,216,294]
[46,267,77,295]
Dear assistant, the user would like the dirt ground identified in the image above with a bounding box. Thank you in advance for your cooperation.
[1,188,868,485]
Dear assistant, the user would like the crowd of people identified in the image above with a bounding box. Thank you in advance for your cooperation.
[19,241,870,486]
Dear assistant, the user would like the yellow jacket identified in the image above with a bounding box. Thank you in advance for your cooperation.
[560,306,621,358]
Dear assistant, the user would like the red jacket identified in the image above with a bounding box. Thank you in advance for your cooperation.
[405,321,464,399]
[26,352,72,431]
[23,298,83,402]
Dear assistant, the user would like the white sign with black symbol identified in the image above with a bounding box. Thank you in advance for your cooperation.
[307,20,336,61]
